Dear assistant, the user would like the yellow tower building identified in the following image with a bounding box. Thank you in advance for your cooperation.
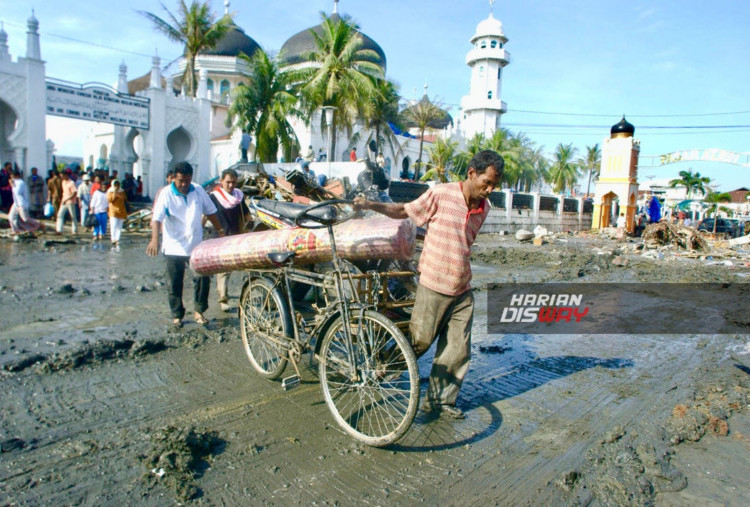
[592,117,640,232]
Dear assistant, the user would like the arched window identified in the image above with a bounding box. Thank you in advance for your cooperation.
[480,41,486,49]
[498,42,503,49]
[479,65,485,76]
[488,91,493,99]
[498,68,502,79]
[206,79,214,92]
[220,79,230,97]
[491,40,497,49]
[238,81,245,87]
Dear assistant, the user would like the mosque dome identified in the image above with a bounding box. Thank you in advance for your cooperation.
[401,95,454,130]
[610,116,635,137]
[471,13,506,43]
[198,24,260,58]
[280,13,386,71]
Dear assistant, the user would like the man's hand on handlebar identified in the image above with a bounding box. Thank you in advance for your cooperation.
[352,195,369,211]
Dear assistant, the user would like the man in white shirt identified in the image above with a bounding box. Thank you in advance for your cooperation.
[146,162,224,327]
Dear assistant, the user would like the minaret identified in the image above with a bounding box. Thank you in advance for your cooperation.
[117,61,128,94]
[460,2,510,140]
[0,23,10,62]
[26,9,41,60]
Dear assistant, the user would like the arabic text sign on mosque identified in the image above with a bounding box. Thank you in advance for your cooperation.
[658,148,750,167]
[46,80,150,130]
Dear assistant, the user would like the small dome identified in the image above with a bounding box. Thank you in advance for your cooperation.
[611,116,635,137]
[401,95,454,130]
[471,13,506,43]
[280,13,386,71]
[199,24,260,58]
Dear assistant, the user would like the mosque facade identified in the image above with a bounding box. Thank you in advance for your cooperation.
[0,3,509,197]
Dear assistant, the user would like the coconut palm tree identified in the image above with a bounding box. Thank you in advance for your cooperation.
[669,169,711,199]
[421,138,459,183]
[298,14,383,161]
[453,133,486,179]
[362,78,403,164]
[228,49,300,163]
[139,0,233,97]
[400,95,448,180]
[547,143,579,194]
[579,144,602,198]
[703,191,732,234]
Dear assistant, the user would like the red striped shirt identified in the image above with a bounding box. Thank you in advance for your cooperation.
[405,182,489,296]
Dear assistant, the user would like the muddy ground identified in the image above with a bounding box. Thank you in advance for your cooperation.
[1,228,749,505]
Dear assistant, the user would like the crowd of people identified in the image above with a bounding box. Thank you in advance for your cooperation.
[2,161,144,245]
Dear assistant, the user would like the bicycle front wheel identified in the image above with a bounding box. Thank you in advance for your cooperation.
[319,310,419,447]
[239,277,291,379]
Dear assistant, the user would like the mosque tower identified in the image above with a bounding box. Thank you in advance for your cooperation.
[459,1,510,140]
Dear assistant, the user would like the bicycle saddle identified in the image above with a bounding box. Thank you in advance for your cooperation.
[256,199,338,224]
[267,251,296,265]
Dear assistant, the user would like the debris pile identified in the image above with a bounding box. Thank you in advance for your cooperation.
[642,221,707,251]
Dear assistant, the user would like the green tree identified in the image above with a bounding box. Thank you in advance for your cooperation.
[453,133,486,178]
[579,144,602,197]
[703,191,732,233]
[548,143,579,194]
[228,49,300,163]
[361,78,403,163]
[400,95,447,180]
[139,0,233,97]
[421,138,459,183]
[299,14,383,161]
[669,169,711,199]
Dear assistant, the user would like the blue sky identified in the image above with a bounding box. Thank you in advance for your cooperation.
[3,0,749,191]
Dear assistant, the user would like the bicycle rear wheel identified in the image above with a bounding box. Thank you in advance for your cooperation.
[239,277,291,379]
[319,310,419,447]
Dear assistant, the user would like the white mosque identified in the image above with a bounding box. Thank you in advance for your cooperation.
[0,1,510,198]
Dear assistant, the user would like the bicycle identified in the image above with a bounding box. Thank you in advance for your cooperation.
[238,199,419,447]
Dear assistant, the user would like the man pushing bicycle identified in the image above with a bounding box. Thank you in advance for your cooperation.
[354,150,504,419]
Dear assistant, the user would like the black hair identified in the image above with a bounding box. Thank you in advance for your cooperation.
[12,169,22,178]
[173,162,193,177]
[468,150,505,177]
[221,168,238,180]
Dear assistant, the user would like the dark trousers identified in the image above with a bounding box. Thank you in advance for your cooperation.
[165,255,210,319]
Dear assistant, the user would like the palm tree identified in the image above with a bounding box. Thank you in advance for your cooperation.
[362,78,403,163]
[703,191,732,234]
[579,144,602,198]
[453,133,486,179]
[484,129,520,188]
[400,95,448,180]
[421,138,459,183]
[669,169,711,199]
[139,0,233,97]
[548,143,579,194]
[228,49,300,163]
[299,14,383,161]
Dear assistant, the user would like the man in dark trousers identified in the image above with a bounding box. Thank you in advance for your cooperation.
[354,150,504,419]
[147,162,224,327]
[208,168,249,311]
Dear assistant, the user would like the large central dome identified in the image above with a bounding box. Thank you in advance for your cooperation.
[199,23,260,58]
[279,13,386,71]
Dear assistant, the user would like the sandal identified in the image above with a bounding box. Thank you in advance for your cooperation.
[170,319,183,329]
[194,314,209,326]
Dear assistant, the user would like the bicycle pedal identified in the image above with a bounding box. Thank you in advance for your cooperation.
[281,375,300,391]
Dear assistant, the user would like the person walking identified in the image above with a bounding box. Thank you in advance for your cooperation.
[107,179,128,247]
[46,170,62,220]
[0,162,13,212]
[209,168,249,312]
[77,173,93,230]
[240,131,252,162]
[349,147,357,162]
[354,150,504,419]
[27,167,45,218]
[56,170,78,235]
[146,162,224,328]
[8,169,42,235]
[89,180,109,241]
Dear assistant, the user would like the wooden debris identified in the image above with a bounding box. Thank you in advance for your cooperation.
[642,222,708,251]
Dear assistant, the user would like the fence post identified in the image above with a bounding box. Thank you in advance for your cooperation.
[557,194,565,229]
[577,197,584,230]
[531,192,541,228]
[502,189,513,220]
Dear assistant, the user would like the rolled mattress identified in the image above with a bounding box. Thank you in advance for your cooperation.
[190,216,416,275]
